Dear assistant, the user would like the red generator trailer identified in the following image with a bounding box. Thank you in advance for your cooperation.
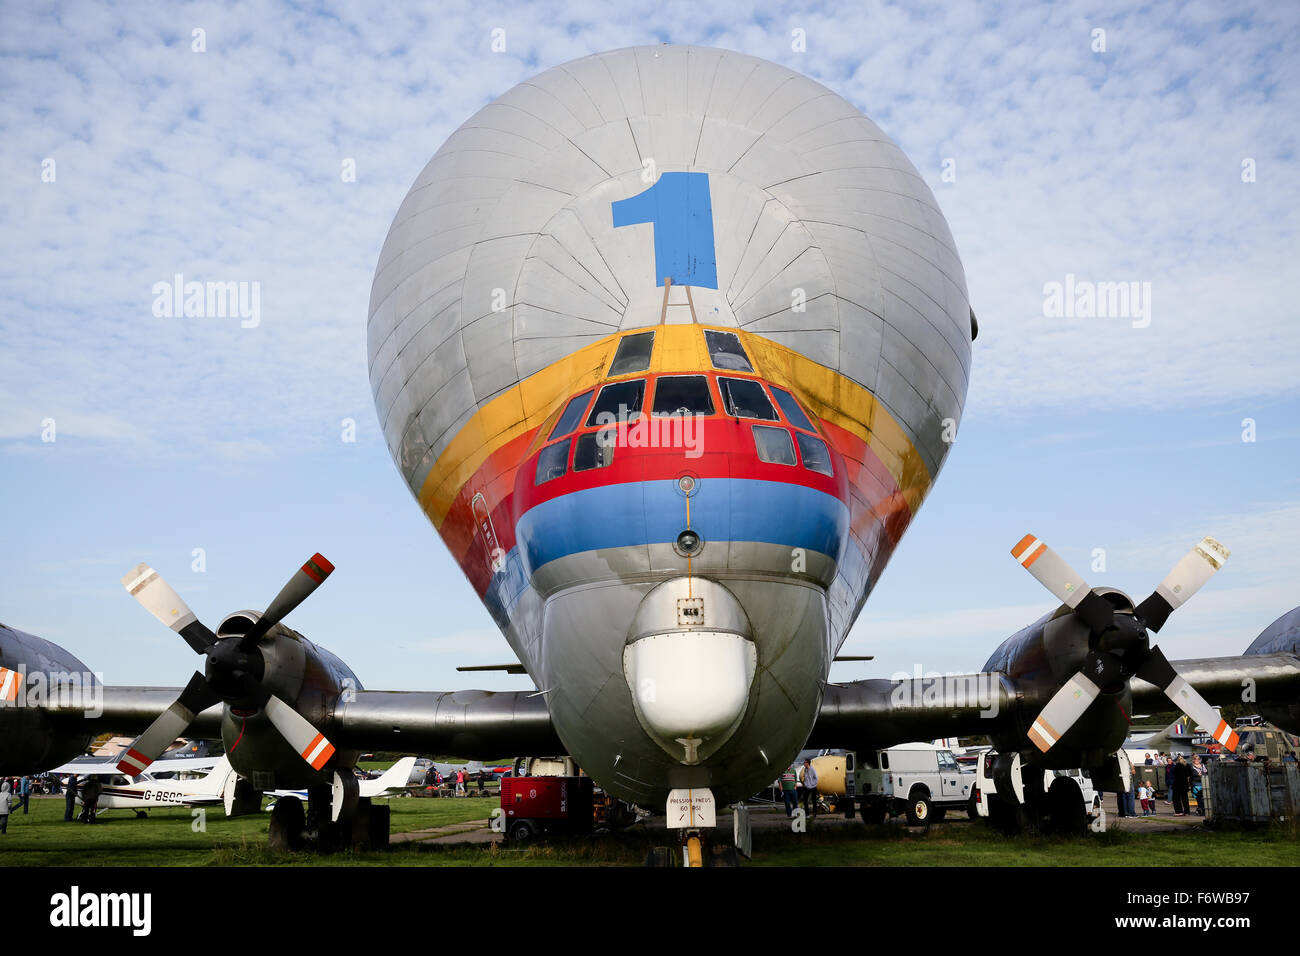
[500,775,595,841]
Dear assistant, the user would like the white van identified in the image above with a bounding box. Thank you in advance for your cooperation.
[973,749,1113,833]
[848,742,976,825]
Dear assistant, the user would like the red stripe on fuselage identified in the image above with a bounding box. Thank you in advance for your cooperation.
[437,408,911,600]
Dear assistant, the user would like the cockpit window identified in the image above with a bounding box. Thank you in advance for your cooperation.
[652,375,714,417]
[718,377,777,420]
[586,379,645,427]
[535,438,571,485]
[769,385,815,432]
[796,433,833,476]
[752,425,796,465]
[573,431,614,472]
[550,390,594,440]
[608,331,655,376]
[704,329,753,372]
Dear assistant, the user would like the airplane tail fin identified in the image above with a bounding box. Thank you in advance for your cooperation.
[192,756,232,796]
[359,757,418,798]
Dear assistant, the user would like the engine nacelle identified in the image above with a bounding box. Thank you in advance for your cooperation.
[0,624,96,773]
[981,591,1138,767]
[211,611,362,789]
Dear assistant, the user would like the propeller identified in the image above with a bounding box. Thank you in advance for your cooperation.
[116,554,338,777]
[1011,534,1237,754]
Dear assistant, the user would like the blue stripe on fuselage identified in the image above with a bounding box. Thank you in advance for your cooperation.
[514,477,848,574]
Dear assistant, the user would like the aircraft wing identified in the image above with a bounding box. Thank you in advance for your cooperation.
[329,689,561,758]
[808,653,1300,756]
[1128,653,1300,714]
[38,686,562,766]
[807,673,1019,751]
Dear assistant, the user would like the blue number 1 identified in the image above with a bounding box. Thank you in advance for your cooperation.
[611,172,718,289]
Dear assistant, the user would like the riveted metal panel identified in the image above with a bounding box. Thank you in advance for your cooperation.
[368,44,973,505]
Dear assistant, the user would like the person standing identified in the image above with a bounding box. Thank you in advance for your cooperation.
[779,764,798,817]
[0,782,11,834]
[79,776,102,823]
[1190,755,1206,816]
[64,773,79,822]
[18,775,30,814]
[801,758,819,817]
[476,769,485,796]
[1171,755,1192,815]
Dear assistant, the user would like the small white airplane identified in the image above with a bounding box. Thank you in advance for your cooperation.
[55,755,231,816]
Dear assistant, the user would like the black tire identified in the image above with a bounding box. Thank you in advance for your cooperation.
[989,796,1026,835]
[135,810,148,819]
[860,801,887,825]
[905,792,932,826]
[268,796,306,851]
[508,819,539,843]
[1046,781,1087,835]
[967,793,979,821]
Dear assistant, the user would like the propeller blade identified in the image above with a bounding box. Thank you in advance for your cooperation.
[1011,535,1114,632]
[1027,668,1103,753]
[264,694,336,770]
[1134,537,1230,632]
[121,564,217,653]
[1135,646,1240,752]
[116,672,221,776]
[240,553,335,648]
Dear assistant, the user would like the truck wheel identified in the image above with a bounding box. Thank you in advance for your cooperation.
[508,819,539,843]
[967,794,979,821]
[859,802,886,825]
[905,793,932,826]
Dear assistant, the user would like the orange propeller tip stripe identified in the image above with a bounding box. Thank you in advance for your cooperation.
[1011,534,1038,558]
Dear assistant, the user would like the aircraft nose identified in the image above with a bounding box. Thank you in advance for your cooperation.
[623,630,756,765]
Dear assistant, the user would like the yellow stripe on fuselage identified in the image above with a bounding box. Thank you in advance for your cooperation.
[418,325,934,528]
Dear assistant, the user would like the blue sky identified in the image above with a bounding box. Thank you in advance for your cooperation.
[1,0,1298,692]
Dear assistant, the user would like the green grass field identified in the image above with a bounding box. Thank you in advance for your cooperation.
[4,796,1299,866]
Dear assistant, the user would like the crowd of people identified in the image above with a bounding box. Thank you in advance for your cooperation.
[420,766,490,797]
[0,772,106,832]
[1114,746,1296,819]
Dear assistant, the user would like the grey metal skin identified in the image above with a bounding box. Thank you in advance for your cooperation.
[369,44,972,492]
[0,624,95,773]
[1243,606,1300,731]
[368,43,974,808]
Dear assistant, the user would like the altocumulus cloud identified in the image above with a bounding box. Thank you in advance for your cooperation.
[0,0,1296,461]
